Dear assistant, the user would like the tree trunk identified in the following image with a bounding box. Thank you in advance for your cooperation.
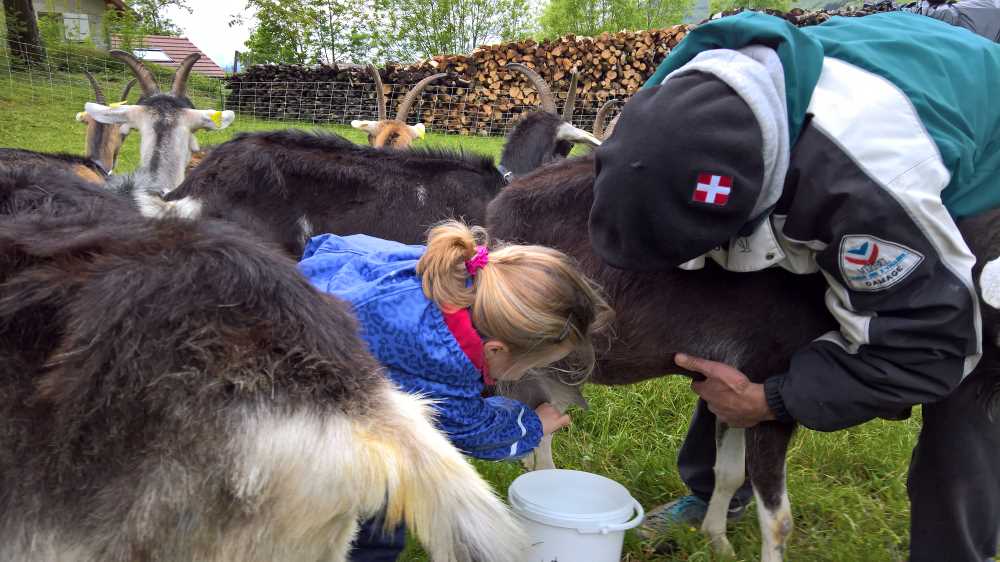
[3,0,46,65]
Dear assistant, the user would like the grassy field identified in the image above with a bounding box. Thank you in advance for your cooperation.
[1,72,931,562]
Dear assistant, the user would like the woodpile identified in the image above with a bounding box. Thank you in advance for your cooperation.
[225,25,689,135]
[225,6,894,136]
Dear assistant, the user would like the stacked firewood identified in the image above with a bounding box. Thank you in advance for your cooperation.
[225,5,893,135]
[224,25,690,135]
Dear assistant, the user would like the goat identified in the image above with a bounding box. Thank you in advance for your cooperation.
[0,148,108,185]
[84,50,234,194]
[486,153,1000,561]
[351,64,447,149]
[497,64,601,178]
[0,166,526,562]
[74,70,137,174]
[0,73,137,185]
[146,68,601,256]
[146,129,504,254]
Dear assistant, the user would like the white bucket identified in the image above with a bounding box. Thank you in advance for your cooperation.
[508,469,644,562]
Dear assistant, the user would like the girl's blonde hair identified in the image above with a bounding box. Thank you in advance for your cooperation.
[416,220,613,379]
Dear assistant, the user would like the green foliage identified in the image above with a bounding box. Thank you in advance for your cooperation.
[128,0,191,37]
[383,0,533,58]
[102,6,145,53]
[236,0,532,65]
[709,0,792,12]
[538,0,695,39]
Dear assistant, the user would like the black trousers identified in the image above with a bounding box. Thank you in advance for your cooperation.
[678,369,1000,561]
[348,511,406,562]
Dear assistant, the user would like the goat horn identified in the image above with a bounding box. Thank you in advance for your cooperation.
[170,53,201,97]
[561,70,579,122]
[396,73,446,123]
[594,99,618,139]
[110,49,159,97]
[366,64,387,121]
[120,78,137,102]
[83,70,106,104]
[506,63,556,114]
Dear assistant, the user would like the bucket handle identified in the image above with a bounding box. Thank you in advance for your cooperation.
[576,499,645,535]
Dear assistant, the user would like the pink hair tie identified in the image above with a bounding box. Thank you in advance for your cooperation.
[465,246,489,276]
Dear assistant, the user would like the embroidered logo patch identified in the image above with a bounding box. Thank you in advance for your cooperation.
[693,173,732,206]
[838,235,923,292]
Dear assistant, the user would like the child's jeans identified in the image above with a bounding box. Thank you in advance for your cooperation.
[348,511,406,562]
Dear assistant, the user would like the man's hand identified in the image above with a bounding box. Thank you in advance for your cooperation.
[676,353,775,428]
[535,403,571,436]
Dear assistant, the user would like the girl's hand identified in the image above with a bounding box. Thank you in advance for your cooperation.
[535,403,571,435]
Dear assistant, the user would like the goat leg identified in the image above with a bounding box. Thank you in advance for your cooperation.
[747,421,797,562]
[521,433,556,471]
[701,420,745,558]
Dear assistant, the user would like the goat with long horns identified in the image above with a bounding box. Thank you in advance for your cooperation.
[83,50,235,193]
[351,65,447,149]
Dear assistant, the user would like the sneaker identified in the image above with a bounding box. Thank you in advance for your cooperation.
[638,495,747,540]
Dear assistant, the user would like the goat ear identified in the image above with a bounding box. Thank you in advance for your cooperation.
[84,102,134,125]
[410,123,426,139]
[556,122,602,147]
[188,109,235,131]
[352,120,380,134]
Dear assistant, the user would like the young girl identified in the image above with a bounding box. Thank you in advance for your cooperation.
[298,220,612,561]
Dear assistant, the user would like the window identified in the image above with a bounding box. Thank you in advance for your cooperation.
[134,48,173,62]
[62,13,91,41]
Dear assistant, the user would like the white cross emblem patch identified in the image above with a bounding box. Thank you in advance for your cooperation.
[693,173,732,206]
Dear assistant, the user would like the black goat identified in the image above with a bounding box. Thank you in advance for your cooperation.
[486,153,1000,560]
[0,148,108,185]
[0,167,525,562]
[151,129,504,255]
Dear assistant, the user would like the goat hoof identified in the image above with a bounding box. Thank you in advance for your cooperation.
[709,535,736,559]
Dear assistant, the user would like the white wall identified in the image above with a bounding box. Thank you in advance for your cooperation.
[32,0,114,47]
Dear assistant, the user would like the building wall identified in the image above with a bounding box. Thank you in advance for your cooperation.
[33,0,115,48]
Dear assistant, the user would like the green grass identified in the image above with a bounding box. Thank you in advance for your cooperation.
[0,71,938,562]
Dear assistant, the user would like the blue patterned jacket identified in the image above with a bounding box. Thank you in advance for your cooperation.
[299,233,543,460]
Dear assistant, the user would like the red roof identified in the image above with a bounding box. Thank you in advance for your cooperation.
[111,35,226,78]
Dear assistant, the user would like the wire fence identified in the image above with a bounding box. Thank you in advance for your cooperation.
[1,38,624,138]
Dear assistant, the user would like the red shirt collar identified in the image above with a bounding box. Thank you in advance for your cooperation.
[441,308,494,386]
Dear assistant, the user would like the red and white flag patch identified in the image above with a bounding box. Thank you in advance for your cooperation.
[693,173,732,206]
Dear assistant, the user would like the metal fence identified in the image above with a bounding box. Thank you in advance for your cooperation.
[1,38,624,137]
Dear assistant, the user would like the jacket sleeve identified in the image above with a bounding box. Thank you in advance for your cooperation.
[434,393,543,461]
[765,121,982,432]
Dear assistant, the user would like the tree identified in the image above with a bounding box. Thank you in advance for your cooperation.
[129,0,191,37]
[385,0,533,58]
[3,0,46,63]
[538,0,694,39]
[235,0,377,65]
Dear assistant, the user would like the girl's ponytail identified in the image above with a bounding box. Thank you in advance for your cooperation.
[416,220,486,311]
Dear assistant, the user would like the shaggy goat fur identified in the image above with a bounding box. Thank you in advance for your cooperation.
[0,147,108,185]
[0,168,526,562]
[155,129,504,254]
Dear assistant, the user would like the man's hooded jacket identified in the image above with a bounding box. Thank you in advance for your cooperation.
[590,12,1000,431]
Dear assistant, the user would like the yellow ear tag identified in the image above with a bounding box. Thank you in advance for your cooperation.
[109,101,126,109]
[210,111,223,128]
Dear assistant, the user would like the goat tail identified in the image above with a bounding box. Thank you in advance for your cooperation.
[374,389,528,562]
[133,188,202,219]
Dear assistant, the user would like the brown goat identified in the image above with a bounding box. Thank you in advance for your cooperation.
[74,70,136,174]
[486,154,1000,560]
[0,168,526,562]
[351,64,447,149]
